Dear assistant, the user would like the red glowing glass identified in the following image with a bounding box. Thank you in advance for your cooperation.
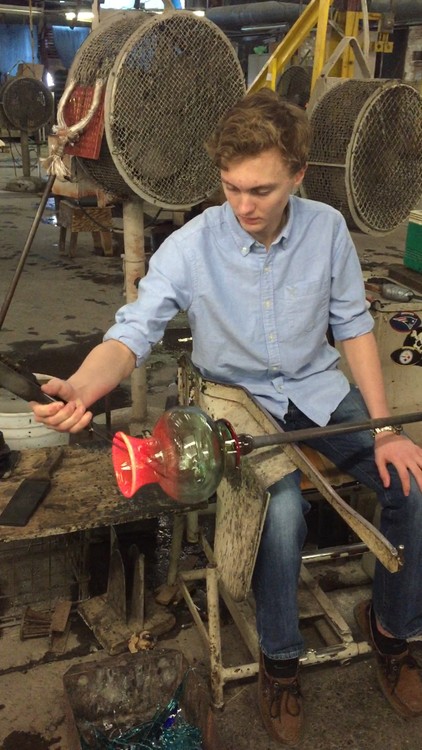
[112,405,239,504]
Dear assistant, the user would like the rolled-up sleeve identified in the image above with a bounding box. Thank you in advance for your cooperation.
[104,236,194,367]
[328,214,374,341]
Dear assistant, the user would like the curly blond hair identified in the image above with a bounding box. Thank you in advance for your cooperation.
[206,88,311,175]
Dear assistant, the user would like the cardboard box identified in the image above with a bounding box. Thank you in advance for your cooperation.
[17,63,44,80]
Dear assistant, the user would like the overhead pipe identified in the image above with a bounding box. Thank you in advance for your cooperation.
[369,0,422,25]
[206,2,303,30]
[206,0,422,30]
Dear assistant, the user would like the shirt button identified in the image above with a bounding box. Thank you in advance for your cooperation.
[268,333,275,342]
[241,247,248,255]
[264,300,272,309]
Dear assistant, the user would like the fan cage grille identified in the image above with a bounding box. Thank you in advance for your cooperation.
[350,84,422,233]
[78,134,134,200]
[69,12,150,86]
[276,65,311,108]
[106,12,245,206]
[1,78,54,131]
[303,80,422,234]
[69,12,152,199]
[70,11,245,207]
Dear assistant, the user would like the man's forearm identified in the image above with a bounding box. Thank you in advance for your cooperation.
[67,339,137,407]
[340,332,391,419]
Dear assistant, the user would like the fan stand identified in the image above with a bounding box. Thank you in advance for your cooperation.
[20,130,31,178]
[5,128,44,194]
[122,198,148,427]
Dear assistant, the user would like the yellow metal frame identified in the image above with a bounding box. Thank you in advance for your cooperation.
[247,1,383,96]
[330,10,382,78]
[247,0,334,94]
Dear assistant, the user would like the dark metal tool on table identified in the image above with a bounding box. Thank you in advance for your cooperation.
[0,356,108,526]
[0,446,64,526]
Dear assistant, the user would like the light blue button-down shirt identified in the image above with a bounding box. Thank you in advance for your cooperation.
[104,195,374,425]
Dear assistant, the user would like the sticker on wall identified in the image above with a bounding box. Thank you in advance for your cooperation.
[389,312,421,332]
[391,326,422,366]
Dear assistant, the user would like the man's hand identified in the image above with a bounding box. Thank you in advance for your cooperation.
[374,433,422,496]
[29,340,136,434]
[30,377,93,434]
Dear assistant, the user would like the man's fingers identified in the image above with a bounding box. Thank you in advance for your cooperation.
[30,400,64,419]
[31,399,89,433]
[375,437,422,496]
[376,458,391,490]
[396,468,411,497]
[68,411,93,433]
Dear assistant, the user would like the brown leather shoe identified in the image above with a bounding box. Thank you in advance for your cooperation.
[354,599,422,718]
[258,653,304,746]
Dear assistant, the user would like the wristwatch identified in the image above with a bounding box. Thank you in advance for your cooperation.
[371,424,403,438]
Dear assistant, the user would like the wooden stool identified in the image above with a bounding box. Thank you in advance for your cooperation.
[58,200,113,257]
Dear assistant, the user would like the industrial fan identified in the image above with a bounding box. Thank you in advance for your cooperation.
[61,9,246,209]
[276,64,312,108]
[0,76,53,181]
[49,9,246,420]
[302,43,422,236]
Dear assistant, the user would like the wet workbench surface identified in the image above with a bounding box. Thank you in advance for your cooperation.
[0,443,193,543]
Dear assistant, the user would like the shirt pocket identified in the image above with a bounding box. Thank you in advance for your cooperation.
[279,279,330,339]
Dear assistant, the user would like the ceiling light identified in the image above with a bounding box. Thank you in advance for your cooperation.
[65,10,94,22]
[77,10,94,21]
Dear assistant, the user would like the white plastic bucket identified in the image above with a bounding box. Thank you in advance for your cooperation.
[0,373,69,450]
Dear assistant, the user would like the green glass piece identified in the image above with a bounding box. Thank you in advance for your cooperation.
[153,406,226,504]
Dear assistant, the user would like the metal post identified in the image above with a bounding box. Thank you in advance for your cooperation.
[206,563,225,708]
[167,514,185,586]
[122,199,148,423]
[0,173,56,330]
[311,0,332,89]
[20,131,31,178]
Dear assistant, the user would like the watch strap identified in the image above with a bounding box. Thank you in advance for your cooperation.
[372,424,403,438]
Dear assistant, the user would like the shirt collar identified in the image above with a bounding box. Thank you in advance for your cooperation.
[223,197,295,256]
[224,202,255,253]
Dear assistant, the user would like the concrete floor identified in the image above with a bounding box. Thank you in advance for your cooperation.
[1,146,422,750]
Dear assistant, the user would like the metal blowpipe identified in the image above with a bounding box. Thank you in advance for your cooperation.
[238,411,422,453]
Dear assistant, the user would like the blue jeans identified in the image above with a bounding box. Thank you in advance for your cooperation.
[252,385,422,660]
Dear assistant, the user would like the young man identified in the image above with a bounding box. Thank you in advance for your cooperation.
[32,89,422,746]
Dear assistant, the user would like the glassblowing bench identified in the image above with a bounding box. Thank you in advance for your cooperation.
[0,444,200,627]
